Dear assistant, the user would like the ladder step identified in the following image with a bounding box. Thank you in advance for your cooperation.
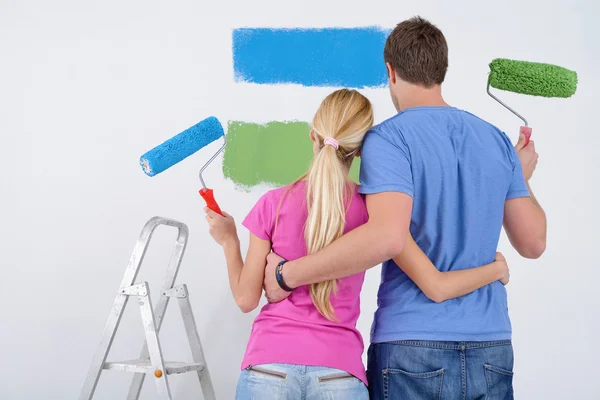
[104,359,204,375]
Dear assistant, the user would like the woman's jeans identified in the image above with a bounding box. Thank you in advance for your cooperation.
[235,363,369,400]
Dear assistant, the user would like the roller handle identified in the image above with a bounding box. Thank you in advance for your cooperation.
[199,188,223,216]
[520,126,532,147]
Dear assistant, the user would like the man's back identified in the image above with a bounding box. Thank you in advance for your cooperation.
[359,106,529,342]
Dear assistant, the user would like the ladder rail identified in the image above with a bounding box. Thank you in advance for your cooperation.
[137,282,172,399]
[177,285,216,400]
[79,217,188,400]
[126,222,188,400]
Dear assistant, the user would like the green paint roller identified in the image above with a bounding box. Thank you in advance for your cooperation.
[487,58,578,145]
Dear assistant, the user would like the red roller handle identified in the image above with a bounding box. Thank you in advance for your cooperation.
[199,188,223,215]
[520,126,532,147]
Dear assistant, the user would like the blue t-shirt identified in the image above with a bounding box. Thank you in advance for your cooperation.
[359,106,529,342]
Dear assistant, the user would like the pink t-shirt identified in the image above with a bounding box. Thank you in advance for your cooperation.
[241,180,369,384]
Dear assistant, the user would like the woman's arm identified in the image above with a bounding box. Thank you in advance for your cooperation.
[205,209,272,313]
[393,234,509,303]
[222,233,271,313]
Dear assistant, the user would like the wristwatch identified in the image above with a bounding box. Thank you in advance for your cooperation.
[275,260,294,292]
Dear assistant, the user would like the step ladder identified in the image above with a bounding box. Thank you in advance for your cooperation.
[80,216,216,400]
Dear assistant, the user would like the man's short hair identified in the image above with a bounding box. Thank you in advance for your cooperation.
[384,17,449,87]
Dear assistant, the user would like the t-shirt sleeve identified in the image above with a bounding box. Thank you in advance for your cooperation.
[358,127,414,197]
[506,140,530,200]
[242,192,274,241]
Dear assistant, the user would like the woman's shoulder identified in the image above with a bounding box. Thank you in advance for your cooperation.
[257,181,306,208]
[347,182,364,201]
[347,183,369,223]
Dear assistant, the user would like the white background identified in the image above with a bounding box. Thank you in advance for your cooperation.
[1,0,599,398]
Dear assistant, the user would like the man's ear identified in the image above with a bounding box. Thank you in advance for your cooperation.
[386,62,397,85]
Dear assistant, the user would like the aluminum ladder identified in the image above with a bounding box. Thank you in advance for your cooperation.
[80,216,216,400]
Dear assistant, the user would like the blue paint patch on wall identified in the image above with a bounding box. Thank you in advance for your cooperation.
[232,27,390,88]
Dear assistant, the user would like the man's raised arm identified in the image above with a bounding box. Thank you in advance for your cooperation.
[504,135,547,259]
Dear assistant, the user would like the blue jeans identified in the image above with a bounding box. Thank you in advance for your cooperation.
[367,340,514,400]
[235,363,369,400]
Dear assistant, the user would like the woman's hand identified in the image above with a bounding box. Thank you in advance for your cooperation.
[205,208,238,247]
[494,252,510,285]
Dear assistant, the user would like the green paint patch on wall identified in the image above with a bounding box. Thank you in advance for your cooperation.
[223,121,360,188]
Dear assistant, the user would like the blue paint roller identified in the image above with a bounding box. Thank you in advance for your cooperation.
[140,116,227,215]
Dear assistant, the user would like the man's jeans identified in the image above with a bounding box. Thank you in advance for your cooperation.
[367,340,514,400]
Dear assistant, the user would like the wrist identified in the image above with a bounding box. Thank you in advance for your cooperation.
[275,260,296,292]
[492,261,504,279]
[281,260,301,289]
[222,236,240,251]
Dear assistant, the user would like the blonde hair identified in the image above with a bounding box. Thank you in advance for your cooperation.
[297,89,374,320]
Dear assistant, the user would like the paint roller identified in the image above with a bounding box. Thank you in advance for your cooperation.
[139,116,226,215]
[486,58,578,146]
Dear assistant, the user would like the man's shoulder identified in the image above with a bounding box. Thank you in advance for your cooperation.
[366,113,407,144]
[375,108,506,138]
[459,110,516,152]
[371,111,412,133]
[459,109,503,132]
[366,110,441,147]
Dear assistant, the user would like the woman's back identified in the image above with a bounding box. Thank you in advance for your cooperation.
[241,180,369,384]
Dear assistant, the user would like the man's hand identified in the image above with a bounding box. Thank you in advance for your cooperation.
[263,252,291,303]
[514,134,539,181]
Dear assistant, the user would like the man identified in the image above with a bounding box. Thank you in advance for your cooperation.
[264,17,546,399]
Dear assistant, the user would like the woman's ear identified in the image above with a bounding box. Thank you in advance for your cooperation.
[310,129,320,155]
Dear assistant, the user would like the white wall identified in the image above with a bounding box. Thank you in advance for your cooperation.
[1,0,598,398]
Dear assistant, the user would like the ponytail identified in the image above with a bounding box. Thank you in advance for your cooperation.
[275,89,373,321]
[305,143,350,320]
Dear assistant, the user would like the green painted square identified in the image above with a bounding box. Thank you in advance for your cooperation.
[223,121,360,188]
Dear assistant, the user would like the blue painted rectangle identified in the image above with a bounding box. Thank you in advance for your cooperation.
[232,27,390,88]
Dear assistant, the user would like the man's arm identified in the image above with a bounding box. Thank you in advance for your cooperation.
[263,127,414,302]
[503,135,546,259]
[283,192,413,288]
[504,182,546,258]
